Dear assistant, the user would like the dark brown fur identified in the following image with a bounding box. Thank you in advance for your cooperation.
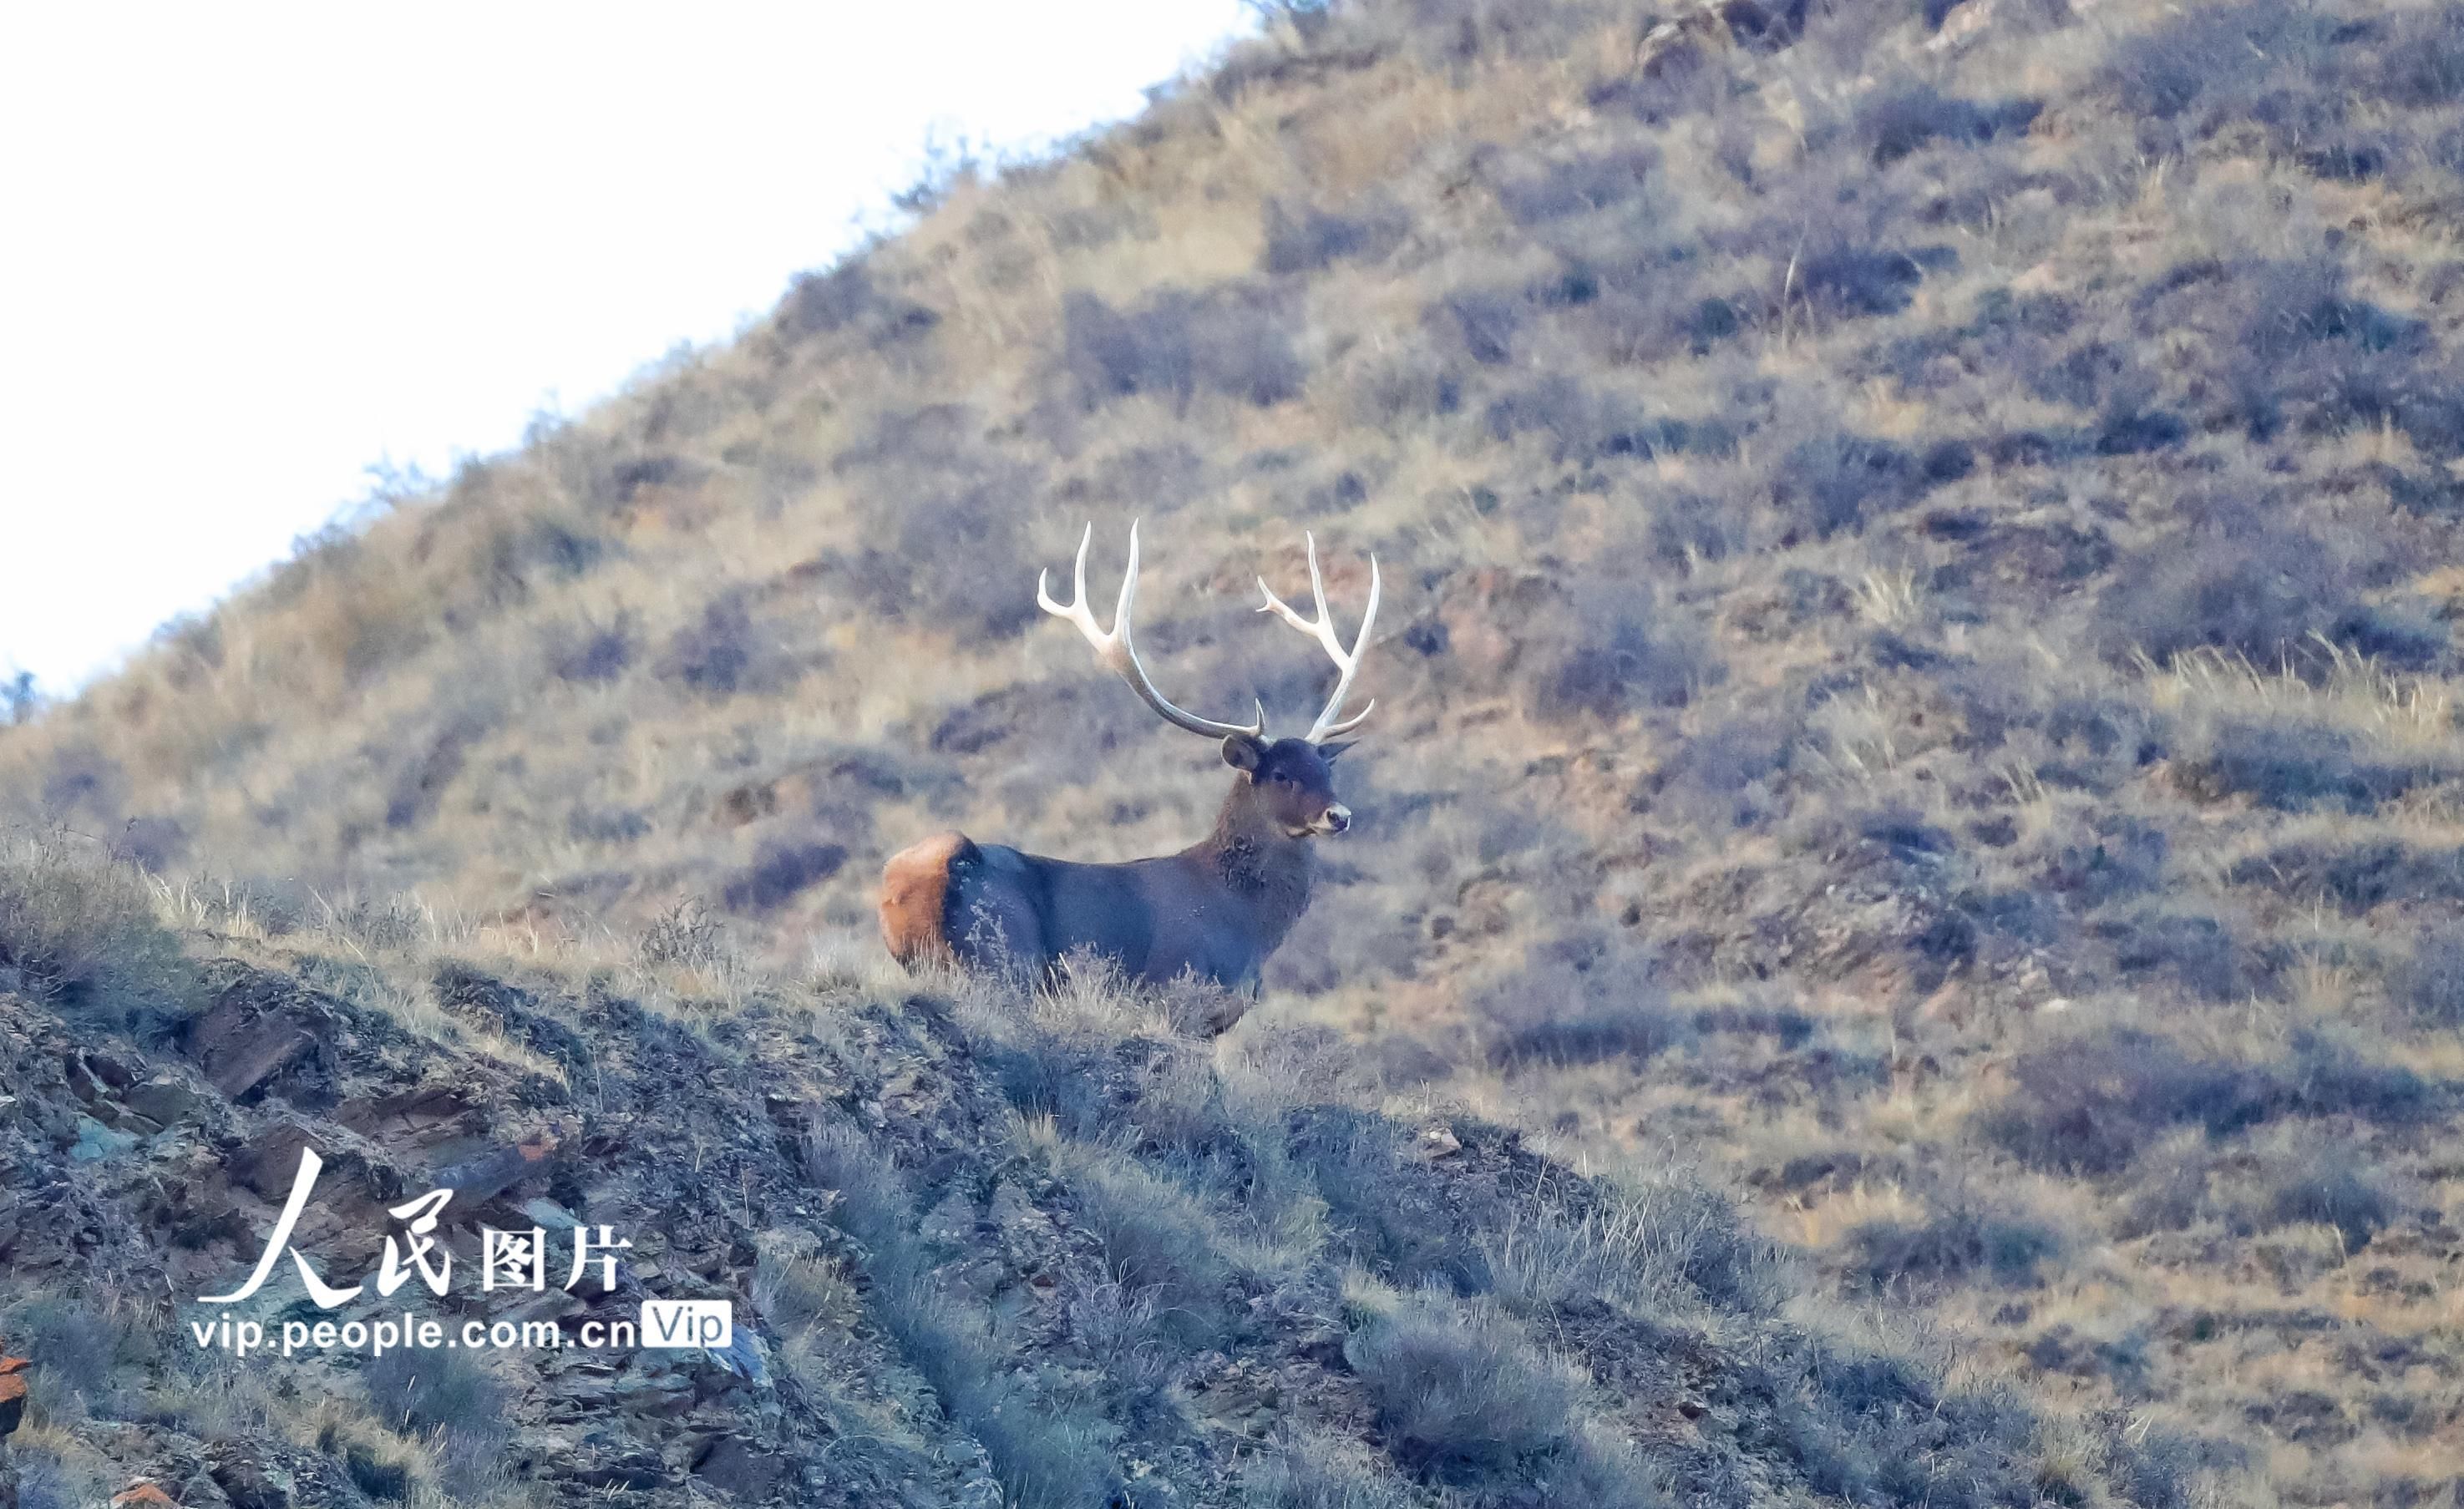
[876,735,1351,1019]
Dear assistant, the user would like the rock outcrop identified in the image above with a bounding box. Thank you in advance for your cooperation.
[0,942,2184,1506]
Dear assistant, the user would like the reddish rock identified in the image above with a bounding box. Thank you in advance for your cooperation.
[0,1352,28,1436]
[430,1124,566,1208]
[336,1084,475,1147]
[111,1483,180,1507]
[186,985,329,1101]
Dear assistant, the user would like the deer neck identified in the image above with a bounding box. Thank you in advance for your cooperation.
[1195,778,1314,935]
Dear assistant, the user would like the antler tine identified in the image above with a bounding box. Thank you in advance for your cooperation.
[1035,521,1097,636]
[1037,519,1266,742]
[1257,532,1382,743]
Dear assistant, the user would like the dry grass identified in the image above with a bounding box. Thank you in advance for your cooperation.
[0,828,197,1022]
[9,0,2464,1497]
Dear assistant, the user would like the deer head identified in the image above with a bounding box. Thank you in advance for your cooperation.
[1037,521,1380,838]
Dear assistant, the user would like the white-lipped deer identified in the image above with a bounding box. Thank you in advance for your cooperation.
[879,522,1380,1019]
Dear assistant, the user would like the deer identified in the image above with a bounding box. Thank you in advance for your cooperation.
[879,521,1380,1023]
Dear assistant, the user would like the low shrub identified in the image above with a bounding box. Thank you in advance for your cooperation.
[1062,1152,1236,1344]
[2259,1158,2396,1252]
[1771,428,1928,539]
[1858,84,2039,165]
[38,741,126,824]
[12,1456,102,1509]
[1522,576,1721,723]
[1240,1428,1422,1508]
[639,896,729,969]
[1263,197,1408,274]
[1286,1106,1493,1291]
[544,609,638,683]
[2394,923,2464,1025]
[1843,1187,2067,1291]
[1981,1030,2257,1173]
[659,591,767,694]
[2281,1030,2432,1125]
[1436,291,1522,366]
[1980,1027,2434,1174]
[0,833,196,1024]
[364,1343,503,1439]
[1065,1281,1175,1414]
[1479,960,1687,1066]
[2106,907,2264,1001]
[2103,0,2334,124]
[364,1344,506,1493]
[722,839,849,915]
[1793,242,1954,321]
[2174,719,2426,813]
[2375,3,2464,107]
[1647,489,1752,570]
[1482,376,1735,466]
[2095,513,2425,669]
[1493,146,1658,225]
[1064,286,1306,410]
[1486,1177,1785,1317]
[2,1296,121,1404]
[1343,1292,1583,1484]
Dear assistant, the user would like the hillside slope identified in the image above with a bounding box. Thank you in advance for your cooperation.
[0,843,2193,1507]
[13,0,2464,1500]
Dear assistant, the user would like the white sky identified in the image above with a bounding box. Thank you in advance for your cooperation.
[0,2,1254,695]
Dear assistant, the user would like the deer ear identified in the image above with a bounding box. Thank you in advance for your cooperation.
[1316,739,1357,762]
[1220,732,1265,772]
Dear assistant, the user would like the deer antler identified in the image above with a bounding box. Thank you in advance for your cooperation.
[1257,532,1381,742]
[1037,520,1268,742]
